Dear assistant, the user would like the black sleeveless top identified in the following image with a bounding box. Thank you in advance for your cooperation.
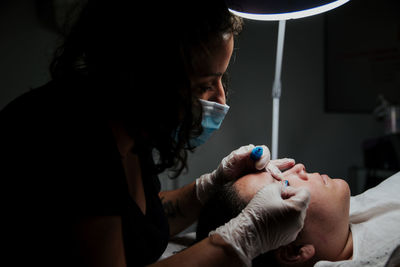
[0,80,169,266]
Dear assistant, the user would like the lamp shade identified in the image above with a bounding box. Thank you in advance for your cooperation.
[226,0,350,20]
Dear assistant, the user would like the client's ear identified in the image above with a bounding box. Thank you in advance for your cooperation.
[275,243,315,265]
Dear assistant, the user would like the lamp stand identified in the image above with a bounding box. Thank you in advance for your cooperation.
[271,20,286,160]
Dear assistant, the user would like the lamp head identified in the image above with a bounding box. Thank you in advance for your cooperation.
[226,0,350,20]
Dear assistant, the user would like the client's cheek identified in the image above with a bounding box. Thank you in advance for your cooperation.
[338,179,351,198]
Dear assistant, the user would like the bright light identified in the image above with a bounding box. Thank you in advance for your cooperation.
[228,0,350,21]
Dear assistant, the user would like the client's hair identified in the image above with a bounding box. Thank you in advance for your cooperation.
[196,182,279,267]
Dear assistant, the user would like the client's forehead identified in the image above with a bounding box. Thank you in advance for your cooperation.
[234,171,275,202]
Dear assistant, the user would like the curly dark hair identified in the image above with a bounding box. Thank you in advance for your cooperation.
[50,0,243,178]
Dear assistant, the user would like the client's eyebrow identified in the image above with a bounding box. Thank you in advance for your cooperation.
[200,72,223,78]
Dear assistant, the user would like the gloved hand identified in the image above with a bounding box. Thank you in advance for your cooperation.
[196,144,295,204]
[210,183,310,267]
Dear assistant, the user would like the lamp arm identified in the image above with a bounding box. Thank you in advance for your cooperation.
[271,20,286,160]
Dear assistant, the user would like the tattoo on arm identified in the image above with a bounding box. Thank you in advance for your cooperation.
[160,197,185,219]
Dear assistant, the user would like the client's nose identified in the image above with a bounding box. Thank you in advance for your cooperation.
[292,164,308,181]
[293,164,306,172]
[205,80,226,105]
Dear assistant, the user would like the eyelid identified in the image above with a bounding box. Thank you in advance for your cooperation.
[201,85,213,90]
[199,86,214,94]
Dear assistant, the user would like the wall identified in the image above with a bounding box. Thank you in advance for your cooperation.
[0,1,59,109]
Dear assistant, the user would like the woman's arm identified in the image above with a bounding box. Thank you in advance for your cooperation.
[149,234,242,267]
[159,181,202,237]
[74,215,242,267]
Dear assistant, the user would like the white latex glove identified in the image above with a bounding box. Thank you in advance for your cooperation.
[196,144,295,204]
[210,183,310,267]
[266,157,297,181]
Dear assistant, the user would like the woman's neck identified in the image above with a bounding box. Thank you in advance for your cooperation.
[337,227,353,261]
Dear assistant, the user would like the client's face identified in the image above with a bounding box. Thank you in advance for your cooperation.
[234,164,351,263]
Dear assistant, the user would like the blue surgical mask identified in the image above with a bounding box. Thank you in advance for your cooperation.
[189,99,230,147]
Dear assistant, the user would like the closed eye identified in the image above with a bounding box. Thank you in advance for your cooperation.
[200,86,213,93]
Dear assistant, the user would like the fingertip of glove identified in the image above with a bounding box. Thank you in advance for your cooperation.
[250,146,264,161]
[254,146,270,170]
[255,158,268,170]
[283,187,311,208]
[283,158,296,166]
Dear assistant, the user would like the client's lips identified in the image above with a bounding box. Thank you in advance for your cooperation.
[321,174,329,185]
